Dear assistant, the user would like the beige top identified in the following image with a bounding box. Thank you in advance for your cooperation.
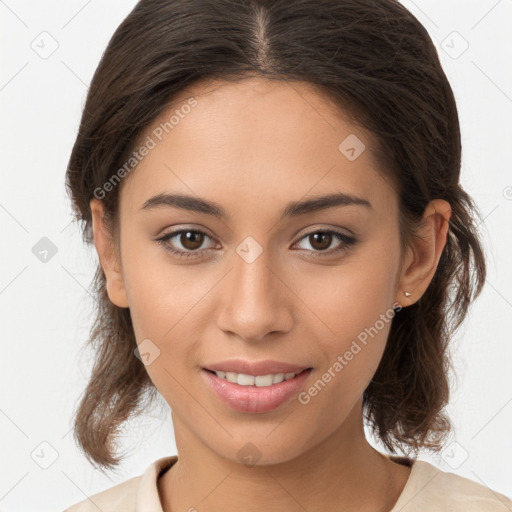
[63,454,512,511]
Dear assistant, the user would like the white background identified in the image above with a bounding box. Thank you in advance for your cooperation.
[1,1,511,510]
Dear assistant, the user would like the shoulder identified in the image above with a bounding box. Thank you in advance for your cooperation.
[62,476,141,512]
[393,459,512,511]
[62,455,178,512]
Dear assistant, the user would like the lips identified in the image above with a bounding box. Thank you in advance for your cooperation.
[203,359,312,376]
[202,367,313,413]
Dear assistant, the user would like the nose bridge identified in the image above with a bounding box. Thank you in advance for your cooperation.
[216,239,291,341]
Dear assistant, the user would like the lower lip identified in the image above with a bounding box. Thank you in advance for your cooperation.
[202,368,312,413]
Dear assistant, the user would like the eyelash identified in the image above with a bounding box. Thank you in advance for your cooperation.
[155,228,357,260]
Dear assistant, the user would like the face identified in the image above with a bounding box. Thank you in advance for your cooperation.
[92,76,417,465]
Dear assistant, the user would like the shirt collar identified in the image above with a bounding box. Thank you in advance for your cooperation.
[136,455,178,512]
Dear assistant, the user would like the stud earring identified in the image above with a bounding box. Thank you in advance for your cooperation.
[404,291,412,297]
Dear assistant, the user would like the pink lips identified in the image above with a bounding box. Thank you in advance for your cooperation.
[202,365,313,414]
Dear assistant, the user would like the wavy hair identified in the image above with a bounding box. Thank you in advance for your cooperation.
[65,0,487,471]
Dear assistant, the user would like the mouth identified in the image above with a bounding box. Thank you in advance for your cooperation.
[202,367,314,414]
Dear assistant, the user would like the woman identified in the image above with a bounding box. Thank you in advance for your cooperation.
[63,0,512,510]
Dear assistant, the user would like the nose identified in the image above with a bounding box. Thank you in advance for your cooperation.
[215,246,293,343]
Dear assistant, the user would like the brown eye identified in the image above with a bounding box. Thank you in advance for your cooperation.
[156,228,217,259]
[308,232,333,251]
[294,229,357,258]
[179,230,205,251]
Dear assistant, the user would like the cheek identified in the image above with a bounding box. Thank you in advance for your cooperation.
[308,242,399,339]
[302,237,399,391]
[122,262,206,397]
[119,237,222,389]
[299,284,396,426]
[120,229,204,336]
[126,268,213,358]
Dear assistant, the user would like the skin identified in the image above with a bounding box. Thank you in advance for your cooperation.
[90,76,451,511]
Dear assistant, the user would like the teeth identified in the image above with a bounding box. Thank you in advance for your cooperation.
[213,370,300,387]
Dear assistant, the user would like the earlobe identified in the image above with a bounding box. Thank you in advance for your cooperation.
[395,199,452,306]
[90,198,129,308]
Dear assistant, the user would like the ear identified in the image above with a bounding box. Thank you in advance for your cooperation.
[394,199,452,307]
[90,198,129,308]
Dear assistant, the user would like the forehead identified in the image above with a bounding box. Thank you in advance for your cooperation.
[120,76,397,218]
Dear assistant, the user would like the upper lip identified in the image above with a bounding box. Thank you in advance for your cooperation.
[204,359,312,376]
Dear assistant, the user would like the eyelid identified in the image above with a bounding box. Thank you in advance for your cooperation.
[296,224,355,239]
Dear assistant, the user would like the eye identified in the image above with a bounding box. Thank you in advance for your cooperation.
[293,229,357,258]
[155,227,357,260]
[156,228,217,259]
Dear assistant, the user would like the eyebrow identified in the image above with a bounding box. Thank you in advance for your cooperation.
[141,191,373,220]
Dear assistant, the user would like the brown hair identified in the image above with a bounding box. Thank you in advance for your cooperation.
[65,0,486,472]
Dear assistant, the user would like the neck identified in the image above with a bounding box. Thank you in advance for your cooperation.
[158,402,411,512]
